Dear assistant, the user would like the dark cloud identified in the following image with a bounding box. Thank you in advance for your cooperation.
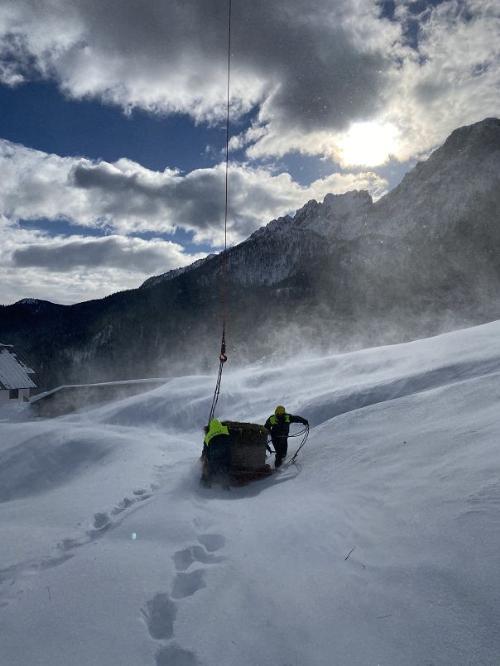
[0,0,395,143]
[71,160,291,239]
[70,161,227,231]
[12,235,188,273]
[2,0,498,166]
[232,1,388,132]
[1,139,387,250]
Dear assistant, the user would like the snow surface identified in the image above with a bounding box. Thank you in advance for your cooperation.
[1,321,500,665]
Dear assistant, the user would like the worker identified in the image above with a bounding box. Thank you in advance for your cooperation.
[201,418,232,487]
[265,406,309,468]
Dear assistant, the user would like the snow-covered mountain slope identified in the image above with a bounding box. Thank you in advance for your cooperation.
[1,322,500,665]
[141,255,216,289]
[136,117,500,292]
[371,117,500,238]
[3,117,500,390]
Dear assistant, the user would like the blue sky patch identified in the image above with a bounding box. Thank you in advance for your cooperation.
[0,81,227,173]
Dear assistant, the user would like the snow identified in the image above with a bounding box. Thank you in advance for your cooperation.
[297,190,373,241]
[141,256,216,289]
[1,321,500,665]
[0,346,36,390]
[31,377,170,402]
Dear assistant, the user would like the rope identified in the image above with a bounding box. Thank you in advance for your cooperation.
[266,424,311,467]
[288,425,310,464]
[208,0,232,423]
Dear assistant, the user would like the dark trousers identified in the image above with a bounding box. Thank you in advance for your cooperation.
[272,436,288,467]
[206,442,231,480]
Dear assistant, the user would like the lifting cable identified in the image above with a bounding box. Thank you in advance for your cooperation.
[208,0,232,423]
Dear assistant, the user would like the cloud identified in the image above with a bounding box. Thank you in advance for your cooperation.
[1,0,498,304]
[0,213,206,303]
[0,139,388,247]
[381,0,500,161]
[0,137,388,303]
[2,0,497,166]
[243,1,500,165]
[0,0,400,157]
[11,235,198,273]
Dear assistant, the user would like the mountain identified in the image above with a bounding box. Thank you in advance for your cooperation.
[1,117,500,389]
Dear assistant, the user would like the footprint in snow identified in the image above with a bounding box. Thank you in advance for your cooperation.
[111,488,153,515]
[133,488,152,500]
[155,644,200,666]
[142,533,226,663]
[58,537,81,552]
[173,545,224,571]
[197,533,225,552]
[142,593,177,640]
[92,512,111,531]
[170,534,227,597]
[171,570,206,599]
[111,497,135,515]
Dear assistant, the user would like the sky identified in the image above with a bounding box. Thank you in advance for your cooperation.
[0,0,499,305]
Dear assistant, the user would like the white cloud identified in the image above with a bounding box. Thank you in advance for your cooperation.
[0,139,388,247]
[0,1,399,150]
[0,138,387,303]
[0,0,498,305]
[382,0,500,161]
[0,215,205,304]
[242,1,500,165]
[2,1,497,166]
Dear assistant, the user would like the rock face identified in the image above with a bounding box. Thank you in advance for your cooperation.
[1,117,500,389]
[297,190,374,241]
[372,117,500,238]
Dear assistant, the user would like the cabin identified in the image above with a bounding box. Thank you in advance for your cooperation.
[0,343,37,403]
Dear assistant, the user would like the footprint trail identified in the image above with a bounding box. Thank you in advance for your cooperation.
[142,530,227,665]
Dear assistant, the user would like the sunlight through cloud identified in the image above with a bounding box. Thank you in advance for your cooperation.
[335,121,400,167]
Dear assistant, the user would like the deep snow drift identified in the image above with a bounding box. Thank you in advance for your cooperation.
[1,321,500,665]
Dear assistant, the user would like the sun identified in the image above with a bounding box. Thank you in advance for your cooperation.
[336,121,399,167]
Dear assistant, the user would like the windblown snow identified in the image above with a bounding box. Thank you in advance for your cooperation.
[1,321,500,665]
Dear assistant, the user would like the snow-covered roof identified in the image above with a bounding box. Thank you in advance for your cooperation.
[0,346,36,390]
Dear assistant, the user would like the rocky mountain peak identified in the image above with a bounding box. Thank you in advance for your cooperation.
[322,190,373,217]
[440,117,500,156]
[292,189,373,240]
[247,189,374,247]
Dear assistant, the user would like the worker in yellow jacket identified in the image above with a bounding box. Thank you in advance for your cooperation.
[201,419,232,487]
[265,405,308,468]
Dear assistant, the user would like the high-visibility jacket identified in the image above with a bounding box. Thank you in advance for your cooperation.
[204,419,230,446]
[264,413,307,438]
[268,414,291,426]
